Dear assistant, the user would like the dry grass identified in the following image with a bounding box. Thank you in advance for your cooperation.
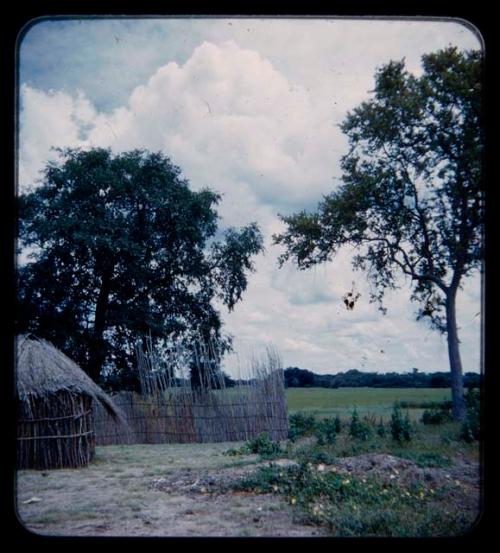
[16,442,325,537]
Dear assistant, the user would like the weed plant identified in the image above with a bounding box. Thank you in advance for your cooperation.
[223,433,283,460]
[315,418,338,446]
[288,412,317,441]
[460,388,480,442]
[390,405,413,442]
[349,409,372,441]
[234,462,473,536]
[376,418,386,437]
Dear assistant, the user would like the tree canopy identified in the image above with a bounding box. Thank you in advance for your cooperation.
[17,148,264,388]
[273,48,483,419]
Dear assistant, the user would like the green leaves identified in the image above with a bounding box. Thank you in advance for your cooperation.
[273,47,483,319]
[17,148,263,386]
[390,405,414,442]
[210,222,264,310]
[272,48,483,422]
[349,409,372,441]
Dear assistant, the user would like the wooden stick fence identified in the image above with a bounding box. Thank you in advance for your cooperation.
[93,340,288,445]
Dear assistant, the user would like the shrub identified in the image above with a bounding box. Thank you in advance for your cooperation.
[461,388,480,442]
[333,415,342,434]
[288,412,317,441]
[246,432,282,458]
[377,417,386,437]
[390,405,413,442]
[315,418,338,446]
[223,447,246,457]
[421,407,453,425]
[296,446,337,466]
[349,409,372,441]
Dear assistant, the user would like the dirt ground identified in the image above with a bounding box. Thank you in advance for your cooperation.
[15,442,481,538]
[16,443,328,537]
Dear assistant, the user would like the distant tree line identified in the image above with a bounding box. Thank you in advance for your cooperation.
[283,367,481,389]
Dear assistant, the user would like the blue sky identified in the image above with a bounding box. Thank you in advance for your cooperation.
[18,16,483,376]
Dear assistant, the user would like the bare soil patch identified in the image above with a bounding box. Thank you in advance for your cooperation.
[332,452,480,489]
[16,443,481,538]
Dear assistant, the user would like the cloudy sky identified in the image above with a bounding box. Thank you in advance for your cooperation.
[18,16,483,376]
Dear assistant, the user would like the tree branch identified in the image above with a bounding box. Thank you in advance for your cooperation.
[361,236,448,293]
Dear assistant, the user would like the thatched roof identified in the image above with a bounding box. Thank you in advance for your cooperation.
[16,334,123,421]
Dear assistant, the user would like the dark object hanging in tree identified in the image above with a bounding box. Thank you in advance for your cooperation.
[343,282,361,311]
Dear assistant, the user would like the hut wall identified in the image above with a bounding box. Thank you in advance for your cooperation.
[17,391,95,470]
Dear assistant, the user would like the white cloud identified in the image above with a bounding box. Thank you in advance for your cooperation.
[18,23,483,376]
[19,85,87,188]
[84,40,340,215]
[20,39,344,215]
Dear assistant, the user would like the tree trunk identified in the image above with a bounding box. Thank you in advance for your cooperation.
[445,288,465,421]
[87,265,114,382]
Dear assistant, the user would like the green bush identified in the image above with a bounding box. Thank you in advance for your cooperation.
[390,405,413,442]
[461,388,480,442]
[421,407,453,425]
[377,418,386,437]
[349,409,372,441]
[333,415,342,434]
[296,445,337,466]
[246,432,282,458]
[288,412,317,441]
[223,447,246,457]
[315,418,338,445]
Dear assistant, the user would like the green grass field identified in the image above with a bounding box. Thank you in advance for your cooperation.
[286,387,452,421]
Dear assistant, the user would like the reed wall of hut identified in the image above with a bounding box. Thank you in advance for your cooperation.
[17,391,96,470]
[16,334,124,470]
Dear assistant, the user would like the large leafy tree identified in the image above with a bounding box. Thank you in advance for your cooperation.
[17,148,264,388]
[273,48,483,420]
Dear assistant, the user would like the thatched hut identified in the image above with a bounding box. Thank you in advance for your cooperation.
[16,334,124,470]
